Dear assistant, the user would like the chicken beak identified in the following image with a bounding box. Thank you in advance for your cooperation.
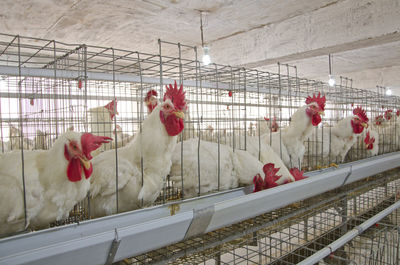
[79,157,91,170]
[319,111,325,115]
[174,111,185,119]
[362,122,368,128]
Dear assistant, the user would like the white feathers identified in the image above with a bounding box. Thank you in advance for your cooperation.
[89,103,179,217]
[0,131,91,233]
[170,138,293,198]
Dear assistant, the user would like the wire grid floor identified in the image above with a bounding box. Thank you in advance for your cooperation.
[124,170,400,265]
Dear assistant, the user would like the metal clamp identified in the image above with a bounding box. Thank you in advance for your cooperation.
[184,205,215,239]
[105,229,121,265]
[341,165,353,187]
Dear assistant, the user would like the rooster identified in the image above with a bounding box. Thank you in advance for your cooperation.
[170,139,295,198]
[89,99,118,154]
[89,82,187,217]
[248,93,325,169]
[384,109,393,121]
[0,132,111,234]
[363,130,378,156]
[264,117,279,133]
[8,125,33,151]
[309,107,369,166]
[144,90,158,114]
[375,115,384,126]
[34,129,48,150]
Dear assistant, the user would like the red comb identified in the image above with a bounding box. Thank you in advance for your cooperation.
[384,109,393,120]
[364,131,375,150]
[305,92,326,111]
[104,99,118,120]
[289,168,306,181]
[262,163,282,189]
[375,115,383,125]
[81,133,113,160]
[145,90,158,102]
[164,81,187,111]
[353,106,369,123]
[253,174,264,193]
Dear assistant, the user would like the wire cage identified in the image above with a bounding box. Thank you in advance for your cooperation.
[0,32,399,241]
[129,170,400,265]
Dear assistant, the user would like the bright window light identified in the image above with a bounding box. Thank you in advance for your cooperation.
[386,88,392,96]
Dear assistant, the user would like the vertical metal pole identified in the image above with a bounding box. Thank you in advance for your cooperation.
[138,52,145,208]
[17,35,28,229]
[243,68,247,150]
[158,39,164,96]
[231,66,235,151]
[215,64,220,191]
[278,62,283,160]
[111,48,119,213]
[195,47,202,197]
[256,70,261,160]
[82,45,91,218]
[53,40,59,138]
[178,43,184,199]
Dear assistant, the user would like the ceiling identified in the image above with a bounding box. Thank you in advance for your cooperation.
[0,0,399,93]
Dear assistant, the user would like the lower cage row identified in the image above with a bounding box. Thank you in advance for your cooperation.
[127,169,400,265]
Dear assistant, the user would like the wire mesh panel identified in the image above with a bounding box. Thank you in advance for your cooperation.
[128,170,400,265]
[0,33,400,241]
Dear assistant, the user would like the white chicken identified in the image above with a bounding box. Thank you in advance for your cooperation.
[362,129,379,156]
[308,107,369,165]
[89,82,187,217]
[8,125,33,151]
[248,93,326,169]
[89,99,118,154]
[34,129,48,150]
[170,139,295,198]
[111,124,134,149]
[0,131,111,234]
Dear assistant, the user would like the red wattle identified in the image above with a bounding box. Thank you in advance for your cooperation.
[306,109,322,126]
[67,158,82,182]
[351,120,364,134]
[160,112,184,136]
[311,114,322,126]
[83,162,93,179]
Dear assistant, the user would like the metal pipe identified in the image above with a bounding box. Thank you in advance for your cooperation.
[298,199,400,265]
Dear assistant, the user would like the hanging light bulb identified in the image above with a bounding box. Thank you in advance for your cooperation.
[200,11,211,66]
[202,46,211,65]
[386,88,392,96]
[327,54,335,87]
[328,74,336,87]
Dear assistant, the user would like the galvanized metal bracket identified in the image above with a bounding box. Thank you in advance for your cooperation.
[341,165,353,186]
[105,229,121,265]
[184,205,215,239]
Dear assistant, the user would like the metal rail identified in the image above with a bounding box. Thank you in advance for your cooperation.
[298,199,400,265]
[0,65,391,105]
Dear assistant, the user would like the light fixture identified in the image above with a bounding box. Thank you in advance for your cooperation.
[328,54,335,87]
[202,46,211,66]
[328,75,336,87]
[200,11,211,65]
[386,88,392,96]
